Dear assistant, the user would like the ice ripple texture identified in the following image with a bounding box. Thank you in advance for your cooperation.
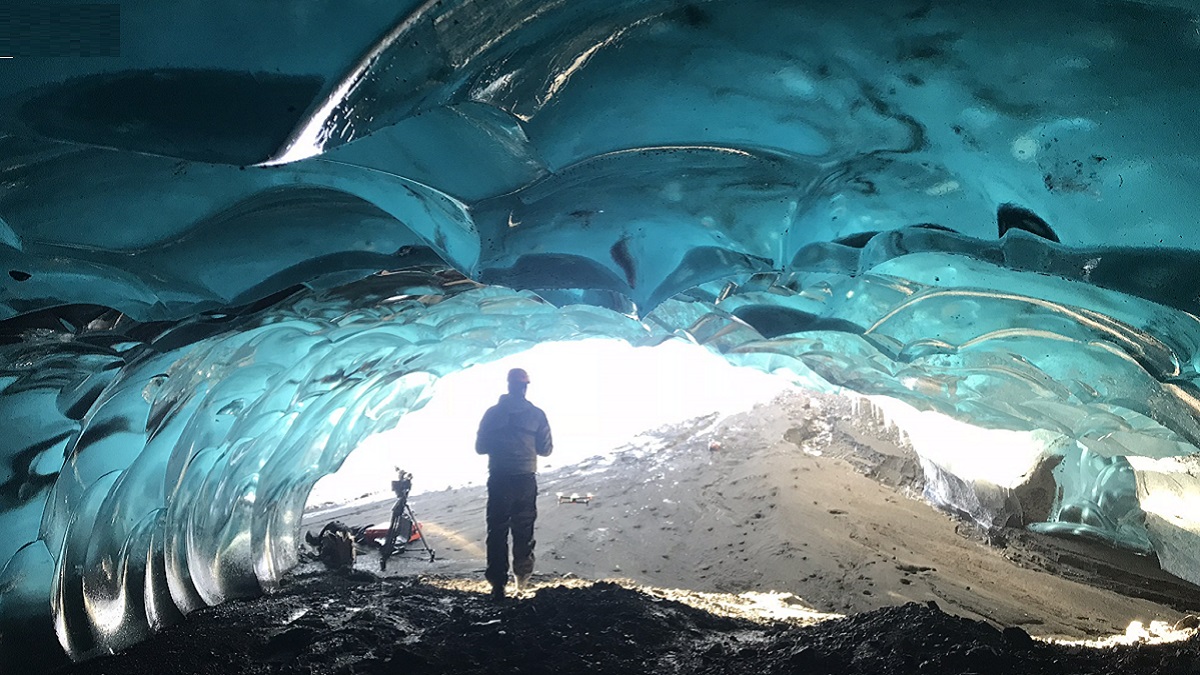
[0,276,663,665]
[5,253,1200,665]
[1,0,1200,667]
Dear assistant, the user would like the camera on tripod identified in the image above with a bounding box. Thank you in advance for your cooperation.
[393,470,413,500]
[379,468,435,569]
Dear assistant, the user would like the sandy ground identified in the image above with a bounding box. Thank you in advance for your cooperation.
[305,389,1200,641]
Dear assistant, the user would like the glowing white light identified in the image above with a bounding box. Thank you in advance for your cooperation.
[263,0,446,165]
[307,339,790,505]
[472,70,518,101]
[539,31,622,108]
[1125,455,1200,587]
[1054,619,1197,647]
[866,396,1060,488]
[1137,481,1200,524]
[593,145,755,161]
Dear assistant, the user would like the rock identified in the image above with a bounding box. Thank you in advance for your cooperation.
[787,645,824,669]
[1002,626,1035,650]
[304,521,357,570]
[1176,615,1200,631]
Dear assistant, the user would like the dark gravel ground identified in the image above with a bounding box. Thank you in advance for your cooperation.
[52,570,1200,675]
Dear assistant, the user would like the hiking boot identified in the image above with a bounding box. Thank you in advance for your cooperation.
[515,574,532,593]
[489,584,506,602]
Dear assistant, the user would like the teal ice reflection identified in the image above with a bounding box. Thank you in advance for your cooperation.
[1,0,1200,667]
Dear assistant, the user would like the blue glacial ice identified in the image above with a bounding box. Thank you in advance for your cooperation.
[2,0,1200,667]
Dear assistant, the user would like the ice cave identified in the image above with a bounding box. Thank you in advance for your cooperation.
[2,0,1200,671]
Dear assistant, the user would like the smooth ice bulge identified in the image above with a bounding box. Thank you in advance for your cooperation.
[1,0,1200,667]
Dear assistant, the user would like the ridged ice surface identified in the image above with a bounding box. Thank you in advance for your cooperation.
[1,0,1200,666]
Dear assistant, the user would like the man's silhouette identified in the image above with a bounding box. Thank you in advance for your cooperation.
[475,367,553,600]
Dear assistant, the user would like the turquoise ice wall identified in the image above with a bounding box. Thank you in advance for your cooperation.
[1,0,1200,667]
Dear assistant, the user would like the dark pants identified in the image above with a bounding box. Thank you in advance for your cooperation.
[485,473,538,587]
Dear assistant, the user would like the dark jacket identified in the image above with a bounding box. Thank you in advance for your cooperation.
[475,394,553,476]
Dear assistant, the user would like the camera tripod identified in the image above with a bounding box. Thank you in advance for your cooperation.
[380,470,436,570]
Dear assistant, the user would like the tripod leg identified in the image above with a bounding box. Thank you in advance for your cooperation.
[406,504,436,562]
[380,499,405,571]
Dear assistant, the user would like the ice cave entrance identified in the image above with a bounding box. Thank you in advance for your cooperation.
[303,333,1065,546]
[305,338,792,509]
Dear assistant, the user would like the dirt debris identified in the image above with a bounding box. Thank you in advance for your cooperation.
[55,573,1200,675]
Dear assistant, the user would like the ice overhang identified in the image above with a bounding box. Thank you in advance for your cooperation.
[1,0,1200,667]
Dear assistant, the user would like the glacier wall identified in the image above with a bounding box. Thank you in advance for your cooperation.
[5,263,1200,668]
[1,0,1200,667]
[0,275,665,667]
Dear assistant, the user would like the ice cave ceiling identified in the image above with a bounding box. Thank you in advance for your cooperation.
[2,0,1200,668]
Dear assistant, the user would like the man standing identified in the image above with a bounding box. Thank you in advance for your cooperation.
[475,367,553,601]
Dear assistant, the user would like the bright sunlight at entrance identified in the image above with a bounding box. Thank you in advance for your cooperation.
[306,338,792,508]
